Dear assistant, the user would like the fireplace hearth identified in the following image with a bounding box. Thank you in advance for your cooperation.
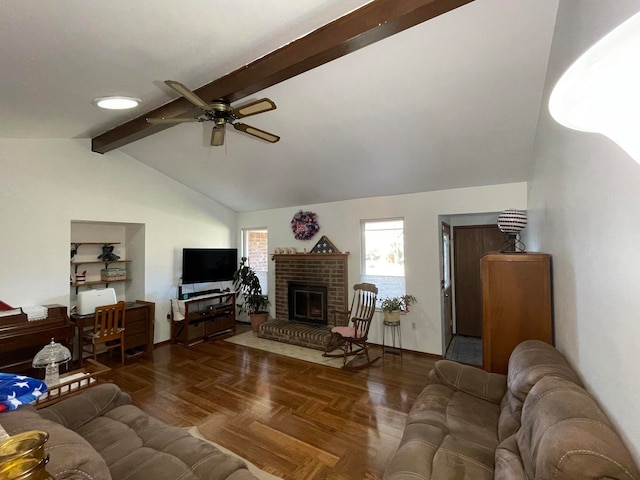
[260,253,349,350]
[288,283,328,326]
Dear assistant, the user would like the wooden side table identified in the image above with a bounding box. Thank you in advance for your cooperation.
[34,359,110,409]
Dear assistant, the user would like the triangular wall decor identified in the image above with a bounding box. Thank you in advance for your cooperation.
[311,236,340,254]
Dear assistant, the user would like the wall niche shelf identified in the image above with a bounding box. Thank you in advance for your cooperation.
[71,279,130,289]
[70,242,130,293]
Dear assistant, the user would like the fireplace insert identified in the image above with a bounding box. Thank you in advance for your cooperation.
[288,283,328,326]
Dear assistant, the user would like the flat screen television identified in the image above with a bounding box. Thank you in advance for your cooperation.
[182,248,238,284]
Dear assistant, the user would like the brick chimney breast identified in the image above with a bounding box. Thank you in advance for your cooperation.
[273,253,348,328]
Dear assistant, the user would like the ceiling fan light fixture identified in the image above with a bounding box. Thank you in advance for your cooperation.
[211,126,225,146]
[148,80,279,146]
[93,96,141,110]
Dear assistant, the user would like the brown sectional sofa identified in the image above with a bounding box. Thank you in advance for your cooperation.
[384,340,639,479]
[0,383,257,480]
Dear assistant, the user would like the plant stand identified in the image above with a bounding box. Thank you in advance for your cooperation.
[382,319,402,358]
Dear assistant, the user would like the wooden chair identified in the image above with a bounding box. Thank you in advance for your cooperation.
[81,301,126,365]
[324,283,379,370]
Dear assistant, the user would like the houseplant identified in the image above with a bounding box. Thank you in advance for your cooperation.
[233,257,270,332]
[380,294,417,324]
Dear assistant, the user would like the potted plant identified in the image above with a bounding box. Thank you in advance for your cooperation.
[380,294,417,324]
[233,257,271,332]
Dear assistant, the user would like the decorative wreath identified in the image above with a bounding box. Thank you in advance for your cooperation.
[290,210,320,240]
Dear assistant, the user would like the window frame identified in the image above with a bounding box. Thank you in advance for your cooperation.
[241,227,269,294]
[360,217,407,304]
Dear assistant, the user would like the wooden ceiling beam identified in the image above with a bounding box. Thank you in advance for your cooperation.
[91,0,474,153]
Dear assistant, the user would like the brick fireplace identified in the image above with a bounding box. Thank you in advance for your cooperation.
[273,253,348,328]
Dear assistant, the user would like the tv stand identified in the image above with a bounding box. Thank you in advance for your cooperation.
[171,291,236,346]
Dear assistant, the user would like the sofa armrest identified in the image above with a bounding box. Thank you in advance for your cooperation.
[430,360,507,403]
[38,382,131,431]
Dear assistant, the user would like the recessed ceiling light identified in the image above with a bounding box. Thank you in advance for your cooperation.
[93,96,141,110]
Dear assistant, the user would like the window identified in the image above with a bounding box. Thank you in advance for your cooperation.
[242,228,268,294]
[361,218,406,303]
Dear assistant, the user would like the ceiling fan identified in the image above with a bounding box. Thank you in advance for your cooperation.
[147,80,280,146]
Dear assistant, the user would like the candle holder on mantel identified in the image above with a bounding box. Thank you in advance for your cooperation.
[497,209,527,253]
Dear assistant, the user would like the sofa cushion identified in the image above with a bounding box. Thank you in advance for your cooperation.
[38,382,131,431]
[500,376,640,480]
[430,360,506,403]
[408,384,501,449]
[494,435,526,480]
[498,340,582,441]
[75,403,253,480]
[383,422,495,480]
[384,378,502,479]
[0,405,111,480]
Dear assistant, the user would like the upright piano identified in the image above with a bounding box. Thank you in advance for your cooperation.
[0,304,75,377]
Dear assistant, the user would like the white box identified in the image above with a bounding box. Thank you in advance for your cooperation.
[77,288,117,315]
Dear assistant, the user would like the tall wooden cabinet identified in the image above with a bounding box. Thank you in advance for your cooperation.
[482,253,553,374]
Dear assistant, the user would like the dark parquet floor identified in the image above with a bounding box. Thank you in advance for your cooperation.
[97,324,438,480]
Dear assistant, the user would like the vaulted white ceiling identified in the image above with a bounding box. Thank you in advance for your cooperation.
[1,0,559,212]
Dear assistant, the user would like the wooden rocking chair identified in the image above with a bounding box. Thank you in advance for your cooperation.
[324,283,379,370]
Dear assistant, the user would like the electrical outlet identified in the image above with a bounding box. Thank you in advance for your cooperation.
[411,322,416,330]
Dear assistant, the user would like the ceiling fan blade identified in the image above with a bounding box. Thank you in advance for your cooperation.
[232,98,277,119]
[233,123,280,143]
[146,117,200,124]
[211,126,226,146]
[165,80,210,110]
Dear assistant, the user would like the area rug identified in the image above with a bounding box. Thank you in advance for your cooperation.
[446,335,482,365]
[188,426,282,480]
[224,331,346,368]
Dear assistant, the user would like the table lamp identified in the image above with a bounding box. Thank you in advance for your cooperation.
[497,209,527,253]
[32,338,72,386]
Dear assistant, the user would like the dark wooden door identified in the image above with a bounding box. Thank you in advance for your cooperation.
[453,225,504,337]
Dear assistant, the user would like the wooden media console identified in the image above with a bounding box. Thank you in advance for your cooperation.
[170,291,236,346]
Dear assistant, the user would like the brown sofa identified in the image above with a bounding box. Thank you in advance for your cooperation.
[384,340,640,479]
[0,383,257,480]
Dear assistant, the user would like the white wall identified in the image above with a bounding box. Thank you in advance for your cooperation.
[528,0,640,461]
[238,182,527,355]
[0,139,236,343]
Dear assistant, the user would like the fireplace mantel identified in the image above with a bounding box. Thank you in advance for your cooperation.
[271,252,349,260]
[273,252,349,327]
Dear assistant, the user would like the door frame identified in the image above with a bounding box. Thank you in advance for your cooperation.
[440,222,453,355]
[439,212,503,357]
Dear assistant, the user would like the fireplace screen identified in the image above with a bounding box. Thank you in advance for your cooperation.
[288,283,328,325]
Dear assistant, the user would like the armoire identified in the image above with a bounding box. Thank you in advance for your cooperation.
[481,252,553,374]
